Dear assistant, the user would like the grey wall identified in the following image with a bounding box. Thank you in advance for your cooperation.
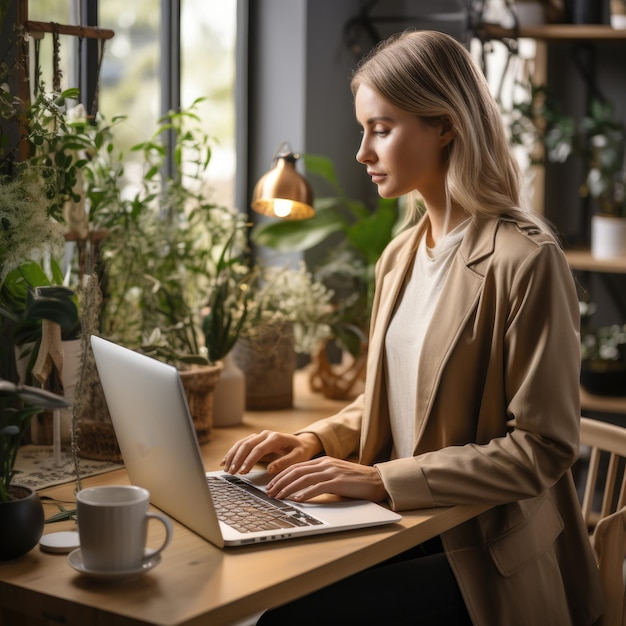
[244,0,471,254]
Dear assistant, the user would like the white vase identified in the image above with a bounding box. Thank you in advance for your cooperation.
[611,0,626,28]
[591,214,626,259]
[514,1,546,26]
[212,353,246,427]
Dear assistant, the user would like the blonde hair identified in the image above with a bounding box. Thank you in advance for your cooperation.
[351,30,551,234]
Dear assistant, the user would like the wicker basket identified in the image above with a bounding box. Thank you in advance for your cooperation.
[232,324,295,410]
[78,421,123,463]
[179,363,223,444]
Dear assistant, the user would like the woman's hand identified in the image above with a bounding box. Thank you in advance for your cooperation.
[266,457,388,503]
[220,430,323,476]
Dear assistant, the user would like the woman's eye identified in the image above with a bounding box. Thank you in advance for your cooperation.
[373,128,389,137]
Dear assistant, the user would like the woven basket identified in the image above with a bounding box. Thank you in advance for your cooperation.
[179,363,223,444]
[78,421,123,463]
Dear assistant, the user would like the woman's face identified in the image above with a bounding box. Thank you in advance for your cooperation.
[354,84,448,200]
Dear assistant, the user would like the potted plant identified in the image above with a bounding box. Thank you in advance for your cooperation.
[579,99,626,259]
[252,153,401,399]
[580,323,626,396]
[230,261,336,411]
[0,379,70,560]
[0,74,83,442]
[73,101,250,446]
[579,300,626,396]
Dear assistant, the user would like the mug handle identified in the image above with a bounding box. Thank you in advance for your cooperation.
[143,512,173,562]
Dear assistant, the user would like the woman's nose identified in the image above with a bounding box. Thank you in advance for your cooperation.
[356,137,371,164]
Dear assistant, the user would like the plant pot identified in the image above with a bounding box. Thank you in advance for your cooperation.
[591,214,626,259]
[611,0,626,27]
[514,1,546,26]
[179,363,223,443]
[0,485,45,560]
[232,324,296,410]
[212,353,245,427]
[568,0,608,23]
[581,360,626,396]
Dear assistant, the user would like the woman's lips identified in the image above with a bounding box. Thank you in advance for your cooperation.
[368,171,386,184]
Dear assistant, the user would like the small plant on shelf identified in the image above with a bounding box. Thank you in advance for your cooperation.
[579,301,626,397]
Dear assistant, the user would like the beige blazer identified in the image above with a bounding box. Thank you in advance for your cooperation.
[300,215,605,626]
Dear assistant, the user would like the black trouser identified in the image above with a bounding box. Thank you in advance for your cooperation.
[257,536,473,625]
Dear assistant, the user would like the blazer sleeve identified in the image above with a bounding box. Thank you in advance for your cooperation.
[295,392,365,459]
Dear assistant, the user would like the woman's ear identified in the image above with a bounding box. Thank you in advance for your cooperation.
[439,116,456,147]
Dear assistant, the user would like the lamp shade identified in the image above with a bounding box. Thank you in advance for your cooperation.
[251,147,314,220]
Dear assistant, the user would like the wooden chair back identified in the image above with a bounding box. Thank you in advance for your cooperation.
[579,416,626,529]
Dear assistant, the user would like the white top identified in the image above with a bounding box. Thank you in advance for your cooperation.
[384,220,470,459]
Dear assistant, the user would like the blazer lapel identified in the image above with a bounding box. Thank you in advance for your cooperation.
[413,218,497,447]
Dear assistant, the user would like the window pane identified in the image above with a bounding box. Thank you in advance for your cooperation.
[24,1,74,95]
[25,1,237,210]
[99,1,161,155]
[181,0,237,209]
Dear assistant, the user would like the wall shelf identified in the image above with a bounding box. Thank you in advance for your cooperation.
[581,388,626,414]
[477,22,626,418]
[564,249,626,273]
[479,23,626,41]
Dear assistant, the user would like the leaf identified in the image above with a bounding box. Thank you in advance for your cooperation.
[346,199,399,265]
[302,153,341,191]
[25,286,79,329]
[252,209,347,252]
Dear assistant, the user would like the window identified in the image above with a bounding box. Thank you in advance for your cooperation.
[26,0,237,209]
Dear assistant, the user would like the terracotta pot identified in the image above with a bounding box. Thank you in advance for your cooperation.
[179,363,223,443]
[0,486,45,560]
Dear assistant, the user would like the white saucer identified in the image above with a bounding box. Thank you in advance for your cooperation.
[67,549,161,580]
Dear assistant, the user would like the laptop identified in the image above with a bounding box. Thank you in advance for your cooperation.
[90,336,401,547]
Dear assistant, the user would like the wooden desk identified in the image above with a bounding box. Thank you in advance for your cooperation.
[0,372,486,626]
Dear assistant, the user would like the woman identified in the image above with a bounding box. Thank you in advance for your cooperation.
[222,30,604,625]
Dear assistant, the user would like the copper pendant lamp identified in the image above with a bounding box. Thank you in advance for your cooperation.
[251,142,314,220]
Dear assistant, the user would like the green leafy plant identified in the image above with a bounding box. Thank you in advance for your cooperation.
[508,79,576,166]
[241,261,337,355]
[0,262,79,384]
[0,75,83,383]
[95,99,250,368]
[252,154,401,357]
[506,81,626,218]
[0,379,70,502]
[579,99,626,218]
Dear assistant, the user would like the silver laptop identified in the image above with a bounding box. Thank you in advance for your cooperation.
[90,336,401,547]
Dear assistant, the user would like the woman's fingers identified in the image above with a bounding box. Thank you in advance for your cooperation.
[221,430,278,474]
[266,457,387,502]
[220,431,310,475]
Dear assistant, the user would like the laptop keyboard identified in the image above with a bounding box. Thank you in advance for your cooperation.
[207,475,324,534]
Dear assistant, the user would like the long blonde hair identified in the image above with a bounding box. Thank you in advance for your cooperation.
[351,30,551,234]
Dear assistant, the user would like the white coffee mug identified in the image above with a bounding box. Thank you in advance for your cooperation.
[76,485,172,572]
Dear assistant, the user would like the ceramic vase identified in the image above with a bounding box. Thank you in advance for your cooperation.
[212,353,246,427]
[514,1,546,26]
[591,214,626,259]
[0,486,45,560]
[611,0,626,27]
